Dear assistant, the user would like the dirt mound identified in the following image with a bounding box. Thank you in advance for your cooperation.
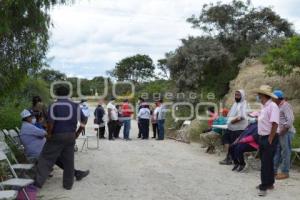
[224,59,300,114]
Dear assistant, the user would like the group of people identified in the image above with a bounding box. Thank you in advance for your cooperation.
[200,85,296,197]
[93,97,167,141]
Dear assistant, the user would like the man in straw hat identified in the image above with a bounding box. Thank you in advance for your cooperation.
[254,85,279,197]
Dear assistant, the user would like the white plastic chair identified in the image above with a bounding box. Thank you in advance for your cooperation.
[0,190,18,200]
[0,150,34,200]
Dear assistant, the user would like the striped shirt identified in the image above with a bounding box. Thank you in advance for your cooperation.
[278,100,296,133]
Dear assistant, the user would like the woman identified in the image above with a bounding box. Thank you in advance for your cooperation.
[151,103,159,139]
[138,104,151,139]
[229,121,259,172]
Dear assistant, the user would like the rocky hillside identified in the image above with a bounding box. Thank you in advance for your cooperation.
[224,59,300,114]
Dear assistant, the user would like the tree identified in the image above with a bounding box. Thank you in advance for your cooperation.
[37,68,67,83]
[164,37,233,98]
[264,36,300,76]
[108,54,155,84]
[0,0,71,95]
[157,58,170,79]
[187,0,294,62]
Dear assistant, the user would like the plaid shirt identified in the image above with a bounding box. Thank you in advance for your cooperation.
[278,100,296,134]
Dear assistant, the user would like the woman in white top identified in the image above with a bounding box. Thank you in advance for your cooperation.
[138,104,151,139]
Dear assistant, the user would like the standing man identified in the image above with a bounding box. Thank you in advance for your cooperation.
[273,90,295,180]
[121,99,133,140]
[107,97,118,141]
[137,97,145,139]
[220,90,248,165]
[34,85,88,190]
[94,98,106,139]
[151,102,159,139]
[255,85,279,197]
[138,104,151,139]
[157,99,166,140]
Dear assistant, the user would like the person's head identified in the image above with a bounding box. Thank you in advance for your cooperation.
[273,90,284,105]
[138,97,145,104]
[110,97,116,104]
[255,85,278,105]
[20,109,33,123]
[80,99,87,104]
[142,104,150,109]
[221,108,229,117]
[55,85,70,97]
[123,99,129,103]
[98,98,104,105]
[207,106,215,115]
[234,90,245,103]
[32,96,42,107]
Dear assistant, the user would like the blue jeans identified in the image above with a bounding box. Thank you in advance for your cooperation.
[157,120,165,140]
[274,131,294,174]
[123,119,131,139]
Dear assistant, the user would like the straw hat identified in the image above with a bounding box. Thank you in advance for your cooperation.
[254,85,278,99]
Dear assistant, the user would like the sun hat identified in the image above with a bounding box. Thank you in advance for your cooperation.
[20,109,32,119]
[273,90,284,99]
[254,85,278,99]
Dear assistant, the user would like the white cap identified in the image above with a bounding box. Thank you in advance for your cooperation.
[20,109,32,119]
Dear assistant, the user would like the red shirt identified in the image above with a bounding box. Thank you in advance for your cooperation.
[121,103,133,117]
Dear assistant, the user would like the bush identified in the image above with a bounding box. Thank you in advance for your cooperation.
[292,115,300,148]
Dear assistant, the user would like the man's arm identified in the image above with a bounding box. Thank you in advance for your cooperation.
[268,122,278,144]
[46,122,54,139]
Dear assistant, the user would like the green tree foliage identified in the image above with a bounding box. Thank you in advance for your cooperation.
[108,54,155,84]
[187,0,294,62]
[264,36,300,76]
[37,68,67,83]
[164,37,233,98]
[0,0,70,94]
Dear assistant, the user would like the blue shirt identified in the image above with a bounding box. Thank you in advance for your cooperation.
[48,98,87,134]
[212,116,228,134]
[20,122,46,158]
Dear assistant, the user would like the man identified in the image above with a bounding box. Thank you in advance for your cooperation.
[273,90,295,180]
[94,99,106,139]
[121,99,133,140]
[35,85,88,190]
[157,99,166,140]
[200,108,228,153]
[137,97,145,139]
[107,97,118,140]
[220,90,248,165]
[255,85,279,197]
[19,109,89,181]
[79,99,90,136]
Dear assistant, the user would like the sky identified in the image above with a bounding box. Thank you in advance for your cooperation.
[48,0,300,79]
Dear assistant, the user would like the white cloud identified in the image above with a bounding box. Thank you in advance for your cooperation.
[48,0,300,78]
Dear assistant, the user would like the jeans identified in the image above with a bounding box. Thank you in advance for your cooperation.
[259,135,278,191]
[157,119,165,140]
[123,119,131,139]
[274,131,294,174]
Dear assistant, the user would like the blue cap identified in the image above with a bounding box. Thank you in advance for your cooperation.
[273,90,284,99]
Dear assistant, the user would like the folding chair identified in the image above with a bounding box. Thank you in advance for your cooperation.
[0,190,18,200]
[175,120,191,143]
[8,129,22,147]
[0,151,34,200]
[0,141,33,171]
[78,123,102,152]
[291,148,300,167]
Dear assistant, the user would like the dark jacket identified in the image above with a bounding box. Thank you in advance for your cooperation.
[94,105,105,124]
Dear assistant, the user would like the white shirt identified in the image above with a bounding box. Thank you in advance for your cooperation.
[138,108,151,119]
[107,102,118,121]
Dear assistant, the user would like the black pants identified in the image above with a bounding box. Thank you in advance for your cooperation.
[140,119,150,139]
[55,158,81,177]
[35,133,75,188]
[108,120,118,140]
[259,135,278,190]
[98,126,105,138]
[152,123,158,138]
[138,120,142,138]
[81,127,86,136]
[229,143,256,166]
[114,124,122,138]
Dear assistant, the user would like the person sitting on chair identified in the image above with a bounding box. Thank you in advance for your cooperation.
[200,108,229,153]
[229,114,259,172]
[19,109,90,181]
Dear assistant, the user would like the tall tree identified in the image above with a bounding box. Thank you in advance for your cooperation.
[0,0,70,95]
[187,0,294,62]
[108,54,155,84]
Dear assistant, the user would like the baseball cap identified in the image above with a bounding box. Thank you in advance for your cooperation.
[273,90,284,99]
[20,109,32,119]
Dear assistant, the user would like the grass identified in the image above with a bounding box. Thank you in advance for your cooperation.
[292,115,300,148]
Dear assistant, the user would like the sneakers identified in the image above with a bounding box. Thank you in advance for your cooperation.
[75,170,90,181]
[219,158,232,165]
[275,173,289,180]
[258,190,267,197]
[256,184,274,190]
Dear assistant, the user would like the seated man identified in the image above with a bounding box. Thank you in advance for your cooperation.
[19,109,89,181]
[229,117,259,172]
[200,108,229,153]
